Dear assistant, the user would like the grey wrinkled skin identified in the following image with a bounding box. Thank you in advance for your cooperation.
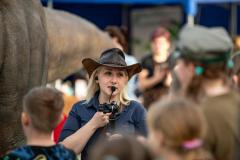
[0,1,114,155]
[45,8,114,82]
[0,0,48,154]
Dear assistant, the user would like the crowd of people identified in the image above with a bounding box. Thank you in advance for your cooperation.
[1,24,240,160]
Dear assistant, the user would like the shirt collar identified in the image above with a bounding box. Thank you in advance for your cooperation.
[86,91,100,110]
[86,91,131,111]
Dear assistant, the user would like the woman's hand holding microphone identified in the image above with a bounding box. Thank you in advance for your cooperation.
[89,112,111,129]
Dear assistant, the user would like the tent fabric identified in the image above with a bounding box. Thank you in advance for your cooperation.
[45,0,239,3]
[43,0,239,16]
[46,0,182,5]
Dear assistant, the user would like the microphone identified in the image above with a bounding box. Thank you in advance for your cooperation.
[109,86,117,103]
[111,86,116,92]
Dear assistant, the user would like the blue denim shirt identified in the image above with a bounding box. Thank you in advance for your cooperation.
[59,92,147,160]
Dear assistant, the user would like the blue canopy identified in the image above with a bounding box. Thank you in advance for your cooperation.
[43,0,240,35]
[44,0,240,16]
[50,0,181,4]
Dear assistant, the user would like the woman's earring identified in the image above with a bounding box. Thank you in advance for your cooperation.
[195,66,204,75]
[227,59,234,69]
[95,77,98,82]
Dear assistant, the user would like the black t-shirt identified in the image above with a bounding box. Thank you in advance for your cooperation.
[141,54,165,89]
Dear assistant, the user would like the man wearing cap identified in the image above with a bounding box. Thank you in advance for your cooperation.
[171,25,240,160]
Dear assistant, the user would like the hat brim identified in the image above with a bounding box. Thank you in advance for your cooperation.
[82,58,142,79]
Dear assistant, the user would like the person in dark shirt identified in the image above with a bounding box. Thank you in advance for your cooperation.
[2,87,77,160]
[59,48,148,160]
[139,26,172,109]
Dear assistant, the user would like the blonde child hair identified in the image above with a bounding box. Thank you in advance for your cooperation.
[147,98,212,160]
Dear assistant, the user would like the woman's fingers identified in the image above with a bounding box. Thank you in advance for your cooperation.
[105,113,112,116]
[95,112,110,125]
[103,114,110,124]
[105,118,109,124]
[91,112,110,128]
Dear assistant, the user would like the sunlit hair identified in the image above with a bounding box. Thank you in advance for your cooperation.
[147,98,211,160]
[23,87,64,134]
[85,66,130,106]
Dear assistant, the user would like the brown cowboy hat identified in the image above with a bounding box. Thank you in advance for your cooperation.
[82,48,142,79]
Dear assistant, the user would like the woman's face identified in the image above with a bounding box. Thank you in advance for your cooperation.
[151,36,170,62]
[173,59,195,91]
[96,67,128,98]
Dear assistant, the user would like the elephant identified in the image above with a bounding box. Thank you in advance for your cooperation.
[0,0,113,155]
[44,7,114,82]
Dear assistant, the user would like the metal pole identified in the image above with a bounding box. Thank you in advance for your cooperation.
[187,15,195,26]
[122,5,132,54]
[230,3,237,37]
[122,5,129,27]
[186,0,196,26]
[47,0,54,8]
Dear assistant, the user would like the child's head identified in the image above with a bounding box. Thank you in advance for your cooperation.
[147,98,207,157]
[22,87,64,134]
[89,136,153,160]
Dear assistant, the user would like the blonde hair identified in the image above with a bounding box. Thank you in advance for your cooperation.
[85,66,130,106]
[147,98,212,160]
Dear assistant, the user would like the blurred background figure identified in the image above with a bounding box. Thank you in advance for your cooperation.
[105,25,139,101]
[231,36,240,89]
[147,98,213,160]
[51,79,79,143]
[171,25,239,160]
[233,36,240,53]
[231,52,240,89]
[139,26,172,109]
[52,70,88,143]
[89,136,153,160]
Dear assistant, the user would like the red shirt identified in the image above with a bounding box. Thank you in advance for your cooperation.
[53,113,67,143]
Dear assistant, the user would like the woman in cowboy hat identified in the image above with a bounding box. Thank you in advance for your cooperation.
[59,48,147,160]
